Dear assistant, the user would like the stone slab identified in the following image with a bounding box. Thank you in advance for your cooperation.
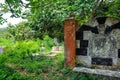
[83,31,93,40]
[76,56,91,67]
[73,67,120,78]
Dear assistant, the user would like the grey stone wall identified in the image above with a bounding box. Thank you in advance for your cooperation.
[76,17,120,70]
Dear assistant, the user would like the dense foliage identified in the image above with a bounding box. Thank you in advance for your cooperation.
[0,48,108,80]
[7,22,34,41]
[0,0,120,40]
[0,0,120,80]
[0,36,115,80]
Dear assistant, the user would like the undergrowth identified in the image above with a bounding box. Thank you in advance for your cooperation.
[0,36,109,80]
[0,52,108,80]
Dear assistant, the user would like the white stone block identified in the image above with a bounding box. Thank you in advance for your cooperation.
[83,31,92,40]
[112,58,118,65]
[76,55,91,67]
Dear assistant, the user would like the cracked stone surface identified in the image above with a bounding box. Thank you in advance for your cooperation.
[76,17,120,69]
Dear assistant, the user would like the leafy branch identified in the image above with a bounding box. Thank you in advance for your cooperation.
[6,0,18,18]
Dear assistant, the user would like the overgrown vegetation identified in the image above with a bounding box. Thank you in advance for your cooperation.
[0,51,107,80]
[1,0,120,40]
[0,36,108,80]
[0,38,13,46]
[0,0,120,80]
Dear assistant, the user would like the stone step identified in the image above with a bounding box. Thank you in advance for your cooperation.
[73,67,120,78]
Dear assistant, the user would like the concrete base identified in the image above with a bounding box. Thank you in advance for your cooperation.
[73,67,120,78]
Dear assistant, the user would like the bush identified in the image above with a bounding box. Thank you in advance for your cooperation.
[0,38,14,46]
[4,40,40,60]
[42,35,55,52]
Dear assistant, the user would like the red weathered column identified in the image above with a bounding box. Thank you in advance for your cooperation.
[64,18,78,68]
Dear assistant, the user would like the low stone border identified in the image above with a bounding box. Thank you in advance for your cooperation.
[73,67,120,78]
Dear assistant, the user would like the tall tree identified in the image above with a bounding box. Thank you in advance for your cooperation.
[0,0,120,40]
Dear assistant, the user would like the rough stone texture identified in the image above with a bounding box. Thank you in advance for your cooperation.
[64,18,78,67]
[64,17,120,74]
[85,19,99,27]
[73,67,120,78]
[105,17,119,27]
[76,17,120,69]
[83,31,93,40]
[76,56,91,67]
[90,34,117,58]
[111,29,120,49]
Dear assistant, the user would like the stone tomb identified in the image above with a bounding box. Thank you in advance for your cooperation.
[76,17,120,70]
[64,17,120,77]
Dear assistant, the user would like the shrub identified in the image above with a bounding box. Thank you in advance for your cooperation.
[3,40,40,60]
[0,38,14,46]
[26,40,40,53]
[42,35,55,52]
[36,38,43,47]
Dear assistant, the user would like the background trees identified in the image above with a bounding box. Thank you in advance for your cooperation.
[0,0,120,40]
[7,22,34,41]
[0,1,120,79]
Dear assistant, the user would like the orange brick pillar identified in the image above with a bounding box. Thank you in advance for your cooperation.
[64,18,78,68]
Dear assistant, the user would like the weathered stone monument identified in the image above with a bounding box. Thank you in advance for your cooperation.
[64,17,120,78]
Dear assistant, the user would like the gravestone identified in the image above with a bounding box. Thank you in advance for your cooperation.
[76,17,120,70]
[64,17,120,77]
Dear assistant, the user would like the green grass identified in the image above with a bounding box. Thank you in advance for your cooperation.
[0,52,108,80]
[0,38,14,46]
[0,37,108,80]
